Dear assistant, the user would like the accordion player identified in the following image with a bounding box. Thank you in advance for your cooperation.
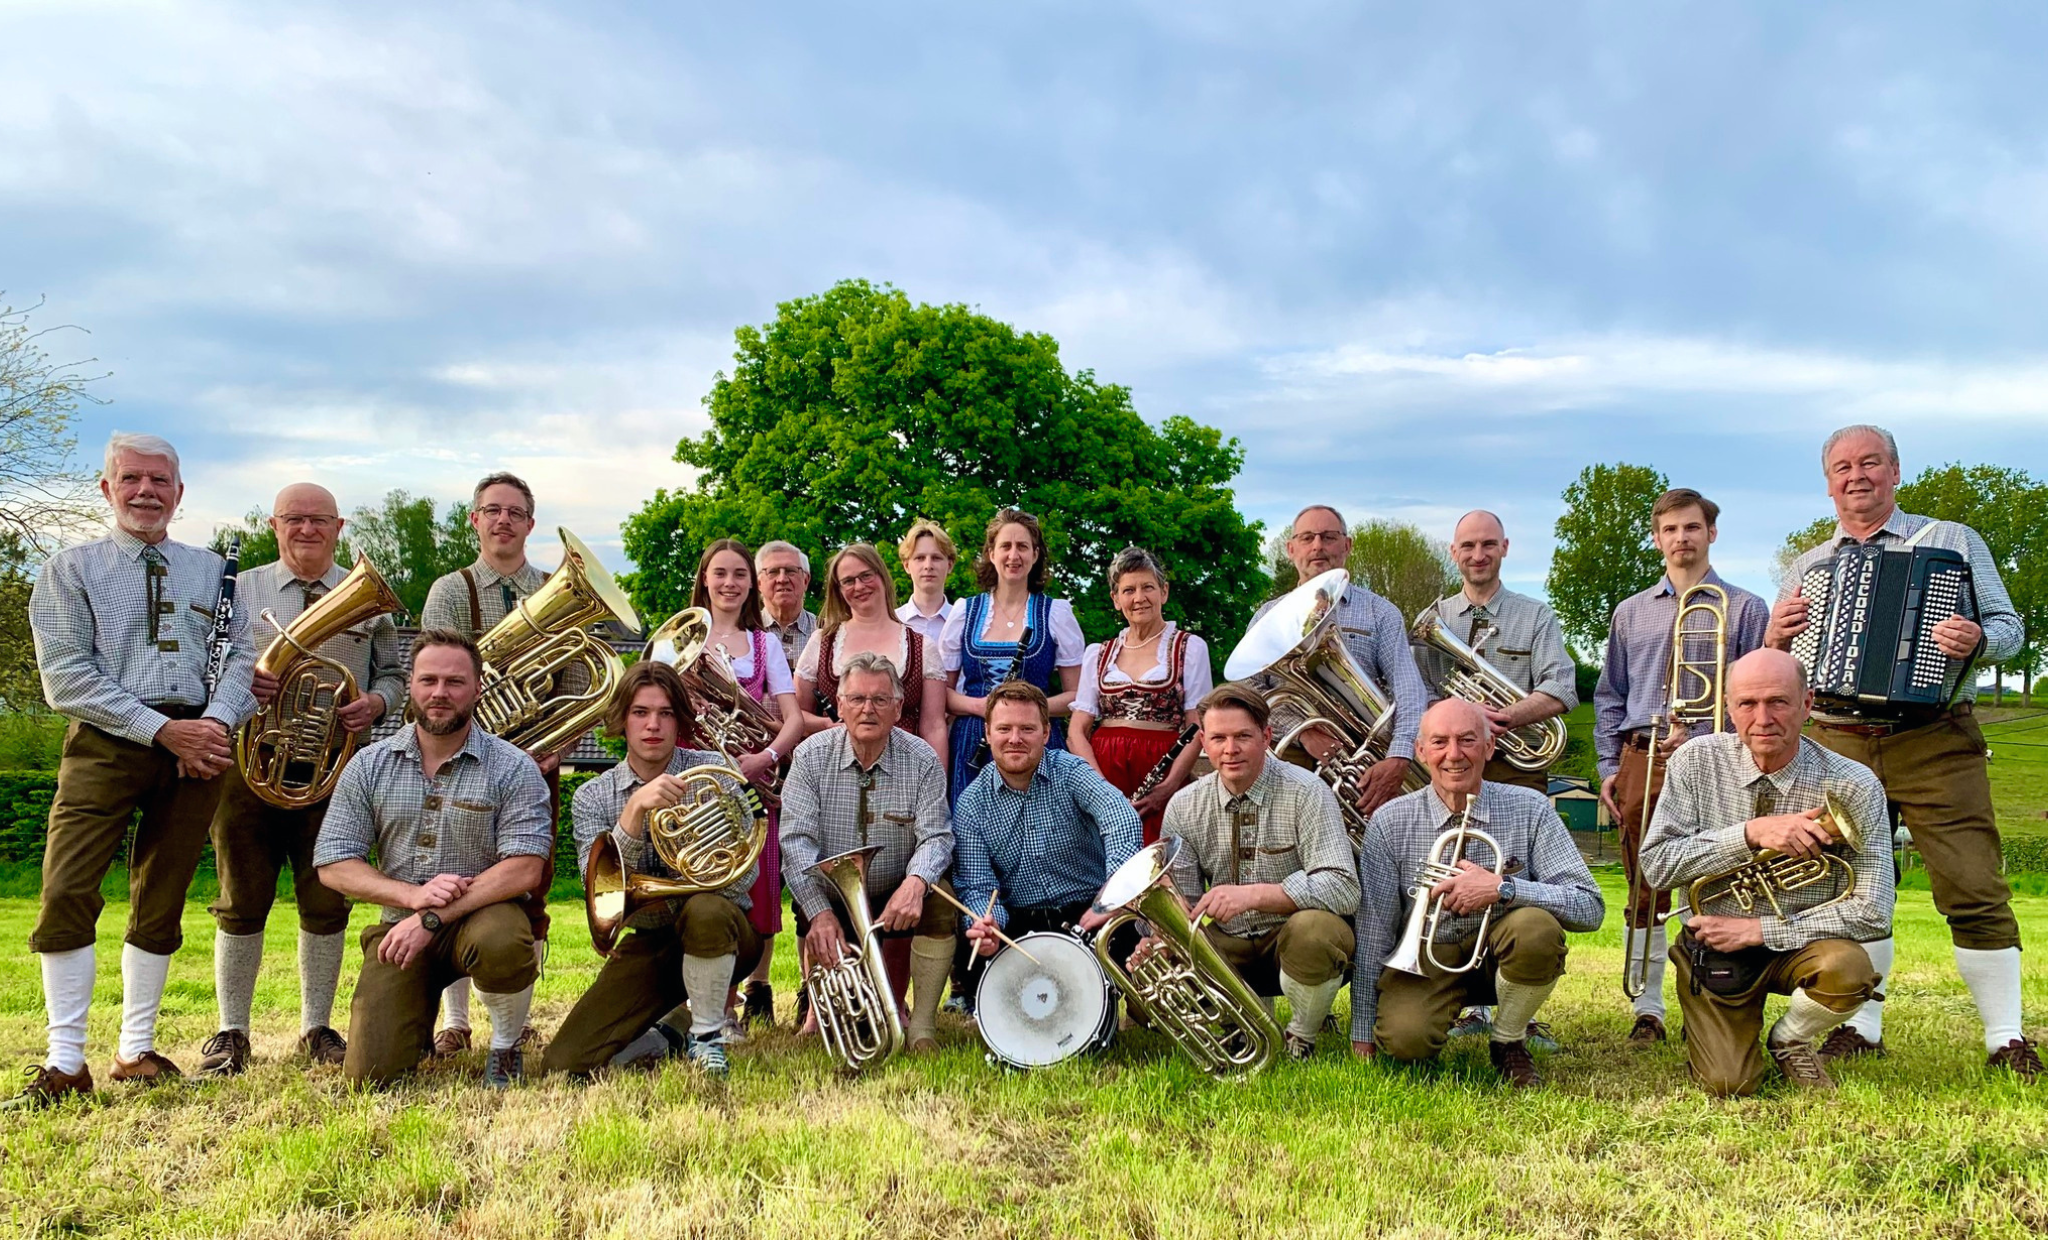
[1789,530,1976,715]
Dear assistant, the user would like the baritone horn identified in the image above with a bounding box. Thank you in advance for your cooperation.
[1684,790,1863,921]
[805,845,905,1074]
[1383,801,1505,976]
[474,528,642,755]
[643,607,783,788]
[1410,605,1567,772]
[582,765,766,955]
[236,556,403,809]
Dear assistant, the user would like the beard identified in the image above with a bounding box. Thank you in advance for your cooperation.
[417,703,474,736]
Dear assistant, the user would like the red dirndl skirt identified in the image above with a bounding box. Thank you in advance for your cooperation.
[1088,725,1182,845]
[748,806,784,935]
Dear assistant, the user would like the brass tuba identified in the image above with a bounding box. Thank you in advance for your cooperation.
[1684,789,1862,921]
[643,608,782,786]
[1090,839,1285,1077]
[1410,605,1568,772]
[474,528,642,755]
[1383,801,1506,976]
[1224,568,1426,845]
[236,556,403,809]
[805,845,905,1074]
[582,764,766,955]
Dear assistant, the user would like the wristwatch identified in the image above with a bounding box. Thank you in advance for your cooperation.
[1496,878,1518,908]
[418,910,444,932]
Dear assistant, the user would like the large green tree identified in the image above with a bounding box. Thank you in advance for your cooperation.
[1546,463,1670,654]
[1265,518,1458,624]
[622,280,1267,667]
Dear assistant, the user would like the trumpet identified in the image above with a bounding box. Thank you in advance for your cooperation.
[805,845,905,1074]
[474,528,641,756]
[582,765,766,955]
[1684,790,1863,921]
[1383,800,1506,976]
[644,607,784,790]
[1410,606,1567,772]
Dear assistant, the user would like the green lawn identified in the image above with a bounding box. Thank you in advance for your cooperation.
[2,876,2044,1238]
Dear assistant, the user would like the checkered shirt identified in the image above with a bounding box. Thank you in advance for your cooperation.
[778,726,952,919]
[1161,759,1360,938]
[420,558,551,637]
[952,748,1144,929]
[1250,582,1430,760]
[573,747,755,928]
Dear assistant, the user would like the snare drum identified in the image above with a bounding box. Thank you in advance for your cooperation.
[975,931,1117,1070]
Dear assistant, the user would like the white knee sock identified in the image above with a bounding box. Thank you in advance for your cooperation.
[298,930,346,1033]
[1630,924,1668,1018]
[609,1026,673,1067]
[1769,990,1849,1048]
[683,953,737,1038]
[475,985,533,1052]
[907,937,954,1041]
[214,930,265,1033]
[1278,973,1342,1040]
[441,977,472,1031]
[1843,936,1893,1042]
[1491,974,1558,1044]
[1955,945,2025,1052]
[41,946,95,1074]
[119,944,174,1060]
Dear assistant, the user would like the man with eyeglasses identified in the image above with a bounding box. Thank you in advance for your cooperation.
[756,540,818,674]
[196,483,405,1078]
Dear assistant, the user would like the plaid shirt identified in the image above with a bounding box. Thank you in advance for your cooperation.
[313,722,554,921]
[240,559,407,718]
[763,608,818,679]
[1351,782,1605,1041]
[1161,759,1360,938]
[572,747,754,929]
[1593,568,1770,780]
[778,725,952,919]
[1641,732,1894,950]
[952,748,1143,929]
[420,558,550,638]
[1415,586,1578,710]
[1778,509,2023,719]
[29,529,258,744]
[1251,582,1430,760]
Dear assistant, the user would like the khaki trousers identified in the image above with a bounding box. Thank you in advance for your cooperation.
[1482,758,1549,794]
[542,894,762,1076]
[343,901,538,1084]
[32,719,224,955]
[1202,909,1355,995]
[1373,906,1568,1061]
[1615,740,1671,929]
[1810,709,2017,950]
[1670,936,1878,1098]
[207,763,350,936]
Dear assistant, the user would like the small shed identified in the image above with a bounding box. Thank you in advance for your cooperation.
[1548,775,1605,832]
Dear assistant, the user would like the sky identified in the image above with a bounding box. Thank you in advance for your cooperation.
[5,1,2046,602]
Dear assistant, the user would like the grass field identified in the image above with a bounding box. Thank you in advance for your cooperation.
[2,875,2044,1239]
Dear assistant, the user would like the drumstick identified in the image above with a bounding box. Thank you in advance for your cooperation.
[931,884,1043,965]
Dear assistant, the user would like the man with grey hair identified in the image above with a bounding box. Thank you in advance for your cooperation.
[756,539,817,672]
[10,433,259,1108]
[1767,424,2034,1081]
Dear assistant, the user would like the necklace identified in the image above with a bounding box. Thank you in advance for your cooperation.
[1124,624,1165,648]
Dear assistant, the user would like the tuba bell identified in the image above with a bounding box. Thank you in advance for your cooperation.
[1090,839,1284,1077]
[805,845,905,1074]
[474,528,642,755]
[236,556,403,809]
[1383,800,1506,976]
[1683,789,1863,922]
[1410,605,1568,773]
[582,764,766,955]
[643,608,782,787]
[1224,568,1426,846]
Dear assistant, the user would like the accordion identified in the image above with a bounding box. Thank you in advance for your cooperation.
[1791,541,1975,714]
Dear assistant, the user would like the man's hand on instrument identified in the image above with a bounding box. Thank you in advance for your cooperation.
[1429,858,1503,915]
[1351,1040,1377,1060]
[1746,806,1831,859]
[1598,772,1623,823]
[336,692,384,734]
[738,749,779,786]
[530,749,562,777]
[251,667,280,706]
[1656,721,1691,756]
[1129,933,1166,968]
[1132,778,1179,820]
[160,719,232,779]
[1355,757,1410,816]
[412,873,471,910]
[878,875,928,932]
[378,914,436,969]
[1688,914,1764,952]
[1191,883,1260,925]
[1482,705,1517,738]
[1077,906,1110,933]
[1766,593,1810,651]
[966,914,1003,958]
[1931,615,1983,660]
[622,774,688,837]
[805,912,848,964]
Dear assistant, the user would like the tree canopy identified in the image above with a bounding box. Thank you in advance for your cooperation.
[1265,519,1458,624]
[1,297,104,555]
[213,491,474,624]
[621,280,1267,666]
[1546,462,1669,654]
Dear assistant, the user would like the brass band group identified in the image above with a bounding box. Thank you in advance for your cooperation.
[9,421,2036,1109]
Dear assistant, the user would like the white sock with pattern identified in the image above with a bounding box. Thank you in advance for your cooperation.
[1630,925,1667,1019]
[41,946,94,1074]
[683,954,737,1038]
[1843,936,1893,1043]
[1491,975,1558,1044]
[298,931,346,1033]
[1278,973,1341,1040]
[214,931,265,1033]
[475,986,533,1052]
[907,937,954,1042]
[1955,945,2025,1052]
[1769,991,1848,1048]
[119,944,173,1060]
[441,977,472,1031]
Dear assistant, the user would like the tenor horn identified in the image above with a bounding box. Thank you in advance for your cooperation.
[1683,789,1863,921]
[474,528,641,755]
[1410,605,1567,773]
[805,845,905,1074]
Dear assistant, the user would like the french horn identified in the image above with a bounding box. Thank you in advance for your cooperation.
[583,764,766,955]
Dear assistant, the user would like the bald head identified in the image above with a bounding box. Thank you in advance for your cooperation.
[1450,510,1508,593]
[270,482,345,577]
[1416,697,1495,798]
[1727,648,1812,773]
[274,482,338,518]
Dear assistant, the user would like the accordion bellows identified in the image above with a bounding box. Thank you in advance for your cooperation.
[1792,542,1975,713]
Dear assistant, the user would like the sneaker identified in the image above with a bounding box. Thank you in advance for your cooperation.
[484,1047,523,1089]
[1283,1031,1317,1061]
[687,1035,729,1078]
[1448,1010,1492,1040]
[940,995,970,1017]
[1627,1013,1667,1046]
[109,1050,183,1086]
[432,1027,471,1058]
[1770,1040,1836,1090]
[1,1064,94,1111]
[720,1016,748,1045]
[299,1026,347,1066]
[1816,1026,1884,1063]
[512,1025,542,1052]
[1987,1038,2043,1083]
[1524,1021,1560,1054]
[742,980,775,1029]
[1489,1039,1543,1088]
[196,1029,251,1078]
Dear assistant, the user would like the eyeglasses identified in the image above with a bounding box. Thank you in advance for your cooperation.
[1291,530,1346,546]
[841,693,896,710]
[760,566,806,579]
[276,515,338,530]
[476,505,532,522]
[837,570,881,591]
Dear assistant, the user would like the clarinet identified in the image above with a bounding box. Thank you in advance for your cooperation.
[973,623,1034,766]
[1132,722,1200,804]
[202,535,242,700]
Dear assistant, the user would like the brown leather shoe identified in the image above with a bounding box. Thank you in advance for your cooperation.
[2,1063,94,1110]
[1627,1013,1667,1046]
[1817,1026,1885,1063]
[431,1027,471,1058]
[108,1050,183,1086]
[298,1026,347,1066]
[1987,1038,2043,1083]
[1771,1041,1836,1090]
[1489,1039,1543,1088]
[196,1029,251,1078]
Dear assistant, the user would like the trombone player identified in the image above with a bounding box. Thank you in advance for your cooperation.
[1350,699,1604,1088]
[1640,650,1892,1096]
[198,483,405,1078]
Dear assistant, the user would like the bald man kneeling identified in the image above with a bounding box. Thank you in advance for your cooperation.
[197,483,407,1077]
[1350,699,1606,1088]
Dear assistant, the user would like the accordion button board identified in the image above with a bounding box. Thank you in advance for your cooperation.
[1792,542,1975,714]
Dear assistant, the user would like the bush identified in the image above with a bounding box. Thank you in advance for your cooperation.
[0,713,64,771]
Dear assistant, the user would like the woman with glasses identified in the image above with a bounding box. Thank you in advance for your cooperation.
[794,543,949,760]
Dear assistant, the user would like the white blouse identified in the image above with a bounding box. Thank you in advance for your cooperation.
[714,630,795,699]
[795,624,945,683]
[939,596,1087,674]
[1072,622,1213,717]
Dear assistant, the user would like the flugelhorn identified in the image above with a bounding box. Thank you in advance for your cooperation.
[644,607,783,788]
[583,764,766,955]
[1090,839,1284,1077]
[1410,605,1567,772]
[805,845,905,1074]
[236,556,403,809]
[1683,789,1863,921]
[1383,800,1506,976]
[474,528,641,755]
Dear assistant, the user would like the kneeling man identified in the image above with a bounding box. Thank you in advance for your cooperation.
[1642,649,1893,1095]
[313,630,552,1087]
[1351,699,1605,1087]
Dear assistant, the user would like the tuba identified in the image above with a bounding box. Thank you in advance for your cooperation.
[1090,839,1284,1077]
[1224,568,1426,845]
[805,845,905,1074]
[1683,789,1863,921]
[236,556,403,809]
[1383,800,1506,976]
[1410,605,1568,772]
[643,608,782,786]
[474,528,641,755]
[583,764,766,955]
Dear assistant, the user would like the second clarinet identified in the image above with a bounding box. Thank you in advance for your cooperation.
[1131,722,1199,805]
[973,623,1034,767]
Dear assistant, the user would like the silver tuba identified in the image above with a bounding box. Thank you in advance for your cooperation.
[645,608,783,790]
[1410,605,1568,773]
[1224,568,1426,845]
[1383,800,1506,976]
[804,845,905,1074]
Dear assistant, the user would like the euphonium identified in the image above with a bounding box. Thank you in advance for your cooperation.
[474,528,641,755]
[1410,606,1568,772]
[1383,801,1505,976]
[644,608,782,785]
[236,556,403,809]
[1223,568,1426,846]
[582,765,766,955]
[1685,789,1863,921]
[1090,839,1284,1077]
[805,845,905,1074]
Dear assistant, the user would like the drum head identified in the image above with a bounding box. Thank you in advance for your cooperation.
[977,932,1113,1069]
